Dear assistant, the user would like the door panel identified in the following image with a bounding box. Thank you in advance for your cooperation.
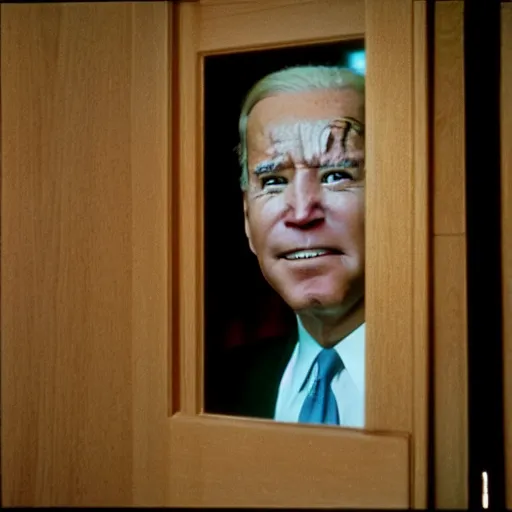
[1,0,430,507]
[1,2,170,506]
[169,415,409,508]
[169,0,426,508]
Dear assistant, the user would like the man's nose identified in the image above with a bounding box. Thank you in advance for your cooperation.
[284,172,324,228]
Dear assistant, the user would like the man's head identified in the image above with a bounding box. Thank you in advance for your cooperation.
[239,66,365,320]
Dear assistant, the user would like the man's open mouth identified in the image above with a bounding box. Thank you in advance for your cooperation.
[280,248,342,261]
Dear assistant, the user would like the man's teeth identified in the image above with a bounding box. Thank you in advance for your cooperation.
[284,249,331,260]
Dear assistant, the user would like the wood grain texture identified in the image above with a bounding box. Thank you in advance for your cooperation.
[1,2,169,506]
[169,414,409,508]
[174,1,202,416]
[431,3,468,508]
[0,0,426,507]
[433,235,468,508]
[412,2,429,507]
[199,0,364,53]
[169,0,417,507]
[433,1,465,235]
[365,0,414,433]
[501,3,512,508]
[130,2,170,506]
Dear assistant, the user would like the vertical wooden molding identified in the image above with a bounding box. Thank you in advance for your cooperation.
[501,3,512,508]
[433,235,468,507]
[433,0,465,236]
[413,2,429,507]
[131,2,170,505]
[365,0,414,434]
[174,1,201,416]
[432,2,468,508]
[168,0,178,416]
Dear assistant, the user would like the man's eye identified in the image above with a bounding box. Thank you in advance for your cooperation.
[261,176,287,189]
[321,170,354,184]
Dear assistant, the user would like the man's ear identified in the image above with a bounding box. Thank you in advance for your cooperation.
[243,194,256,255]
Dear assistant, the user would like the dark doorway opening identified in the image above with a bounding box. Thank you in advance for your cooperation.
[203,40,364,411]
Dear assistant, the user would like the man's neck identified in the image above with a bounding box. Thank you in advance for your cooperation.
[297,299,365,348]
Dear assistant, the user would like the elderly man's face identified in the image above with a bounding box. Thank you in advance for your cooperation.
[243,88,365,316]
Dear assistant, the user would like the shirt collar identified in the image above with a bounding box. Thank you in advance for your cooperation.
[335,323,365,394]
[291,316,365,395]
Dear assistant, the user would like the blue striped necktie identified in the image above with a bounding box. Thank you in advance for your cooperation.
[299,348,343,425]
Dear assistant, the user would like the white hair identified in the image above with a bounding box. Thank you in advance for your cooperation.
[238,65,365,190]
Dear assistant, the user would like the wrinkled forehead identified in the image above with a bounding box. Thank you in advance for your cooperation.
[250,117,365,167]
[270,117,363,151]
[247,88,364,130]
[246,89,365,167]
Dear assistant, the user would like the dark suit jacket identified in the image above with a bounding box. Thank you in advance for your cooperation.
[205,328,298,420]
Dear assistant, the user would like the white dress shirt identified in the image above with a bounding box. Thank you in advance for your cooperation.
[274,317,365,428]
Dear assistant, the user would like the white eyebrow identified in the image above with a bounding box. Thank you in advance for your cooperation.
[253,156,287,175]
[319,157,364,169]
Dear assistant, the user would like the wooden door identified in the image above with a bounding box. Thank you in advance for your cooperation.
[1,2,171,505]
[168,0,428,507]
[1,0,429,507]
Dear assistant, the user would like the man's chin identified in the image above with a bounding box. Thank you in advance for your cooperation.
[264,269,362,312]
[283,291,347,314]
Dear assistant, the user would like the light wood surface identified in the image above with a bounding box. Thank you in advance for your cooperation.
[501,3,512,508]
[169,414,409,508]
[433,1,465,235]
[365,0,414,433]
[130,3,170,506]
[433,235,468,508]
[169,0,422,507]
[199,0,364,54]
[1,2,170,506]
[1,0,432,507]
[174,1,202,417]
[431,2,468,508]
[413,2,429,507]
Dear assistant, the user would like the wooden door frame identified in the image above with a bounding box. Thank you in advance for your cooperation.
[169,0,429,507]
